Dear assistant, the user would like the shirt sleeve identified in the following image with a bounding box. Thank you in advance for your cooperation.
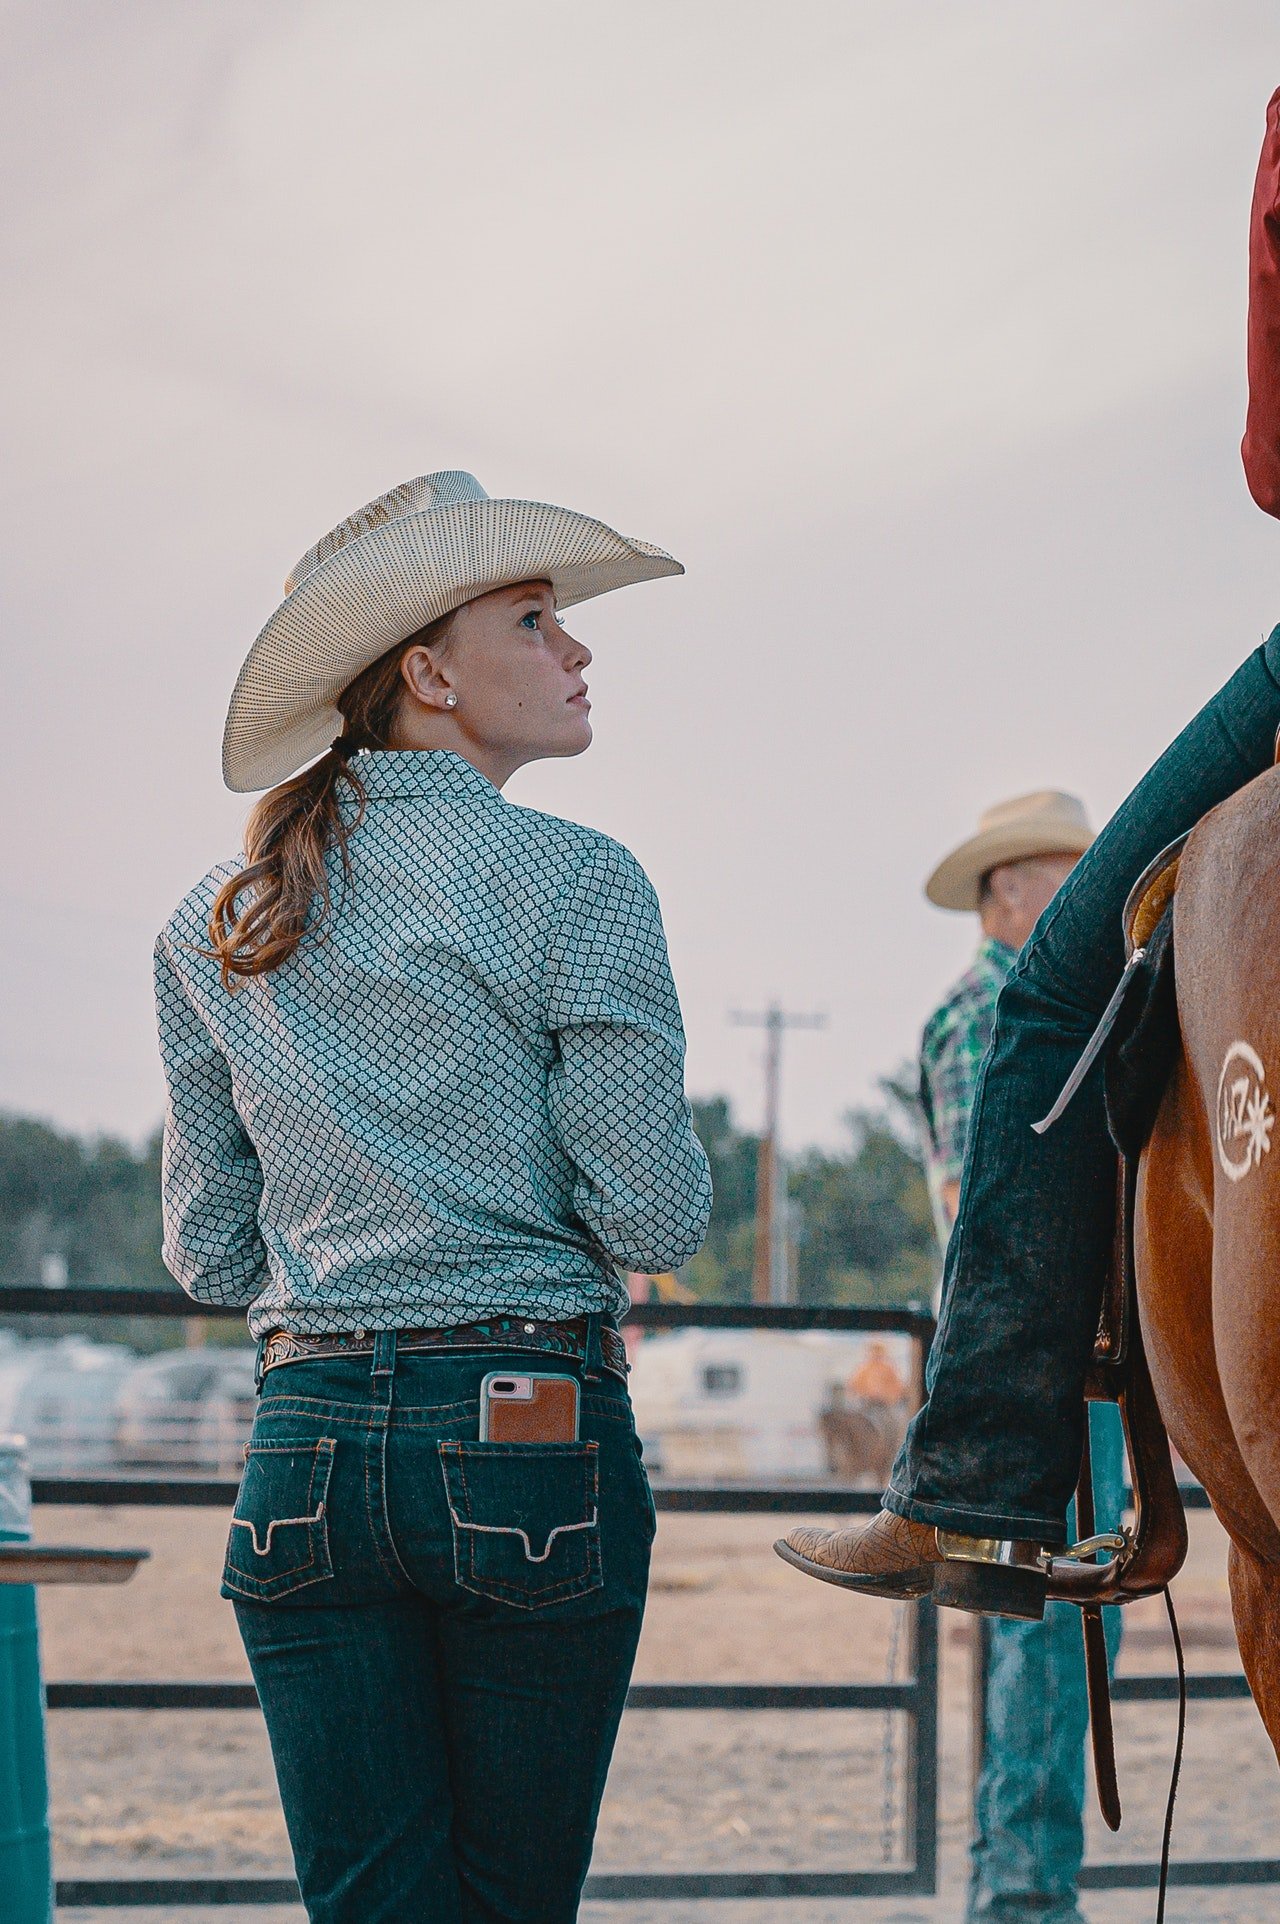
[544,838,713,1272]
[154,934,269,1305]
[1243,86,1280,516]
[918,1004,986,1186]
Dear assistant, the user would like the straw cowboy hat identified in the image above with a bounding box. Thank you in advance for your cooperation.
[925,790,1094,912]
[222,470,683,792]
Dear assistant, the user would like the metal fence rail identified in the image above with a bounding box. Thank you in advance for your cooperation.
[9,1285,1277,1903]
[960,1473,1277,1895]
[0,1286,938,1909]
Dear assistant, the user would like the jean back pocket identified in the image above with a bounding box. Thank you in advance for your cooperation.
[222,1436,336,1602]
[439,1441,602,1608]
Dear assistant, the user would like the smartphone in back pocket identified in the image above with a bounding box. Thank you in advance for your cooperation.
[479,1371,580,1442]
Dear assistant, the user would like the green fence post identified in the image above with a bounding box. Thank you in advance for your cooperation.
[0,1437,52,1923]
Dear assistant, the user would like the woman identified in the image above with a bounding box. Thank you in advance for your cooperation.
[155,469,712,1922]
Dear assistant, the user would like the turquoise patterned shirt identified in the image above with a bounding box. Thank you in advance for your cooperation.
[155,750,712,1338]
[918,936,1017,1247]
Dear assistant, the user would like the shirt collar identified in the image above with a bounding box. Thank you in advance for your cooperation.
[349,750,505,806]
[978,934,1019,974]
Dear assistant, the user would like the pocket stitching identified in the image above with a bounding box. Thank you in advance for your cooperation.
[223,1437,335,1600]
[441,1442,602,1608]
[229,1506,326,1560]
[446,1507,600,1565]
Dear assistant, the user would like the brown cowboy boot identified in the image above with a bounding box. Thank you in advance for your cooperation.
[774,1510,1049,1620]
[775,1510,938,1598]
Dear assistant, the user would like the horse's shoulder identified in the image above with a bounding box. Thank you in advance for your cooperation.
[1187,760,1280,858]
[1179,763,1280,918]
[1170,764,1280,1069]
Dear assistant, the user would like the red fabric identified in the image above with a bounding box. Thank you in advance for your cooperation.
[1243,87,1280,515]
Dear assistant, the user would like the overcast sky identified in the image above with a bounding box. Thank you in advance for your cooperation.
[5,1,1280,1157]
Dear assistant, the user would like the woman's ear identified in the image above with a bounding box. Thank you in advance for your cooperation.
[399,643,456,712]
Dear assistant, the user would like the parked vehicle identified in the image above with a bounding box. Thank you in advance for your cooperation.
[0,1338,136,1473]
[114,1349,257,1473]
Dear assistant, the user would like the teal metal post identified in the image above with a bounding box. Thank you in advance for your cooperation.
[0,1437,52,1923]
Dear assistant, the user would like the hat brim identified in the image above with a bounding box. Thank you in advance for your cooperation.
[925,824,1093,912]
[222,496,683,792]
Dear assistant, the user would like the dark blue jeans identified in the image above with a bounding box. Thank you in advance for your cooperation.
[966,1405,1125,1924]
[224,1336,653,1923]
[888,631,1280,1543]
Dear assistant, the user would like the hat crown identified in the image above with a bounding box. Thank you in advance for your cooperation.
[284,471,490,595]
[976,789,1090,837]
[924,788,1094,910]
[224,468,682,792]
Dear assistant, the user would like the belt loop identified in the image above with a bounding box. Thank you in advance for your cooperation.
[372,1330,398,1379]
[584,1312,604,1382]
[253,1336,266,1394]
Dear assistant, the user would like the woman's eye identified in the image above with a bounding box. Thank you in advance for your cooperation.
[520,612,540,631]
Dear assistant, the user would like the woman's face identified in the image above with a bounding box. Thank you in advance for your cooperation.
[398,579,593,784]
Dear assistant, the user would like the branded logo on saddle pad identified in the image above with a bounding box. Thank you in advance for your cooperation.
[1216,1041,1276,1182]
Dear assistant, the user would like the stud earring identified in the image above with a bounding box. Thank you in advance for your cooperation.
[444,693,458,709]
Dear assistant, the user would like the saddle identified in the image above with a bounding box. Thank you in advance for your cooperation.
[1038,835,1192,1827]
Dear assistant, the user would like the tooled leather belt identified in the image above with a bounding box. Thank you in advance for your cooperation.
[259,1313,629,1383]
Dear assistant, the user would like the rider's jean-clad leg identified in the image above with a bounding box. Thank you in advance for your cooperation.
[888,629,1280,1545]
[225,1340,653,1924]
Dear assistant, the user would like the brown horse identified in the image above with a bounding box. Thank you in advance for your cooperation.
[1137,762,1280,1759]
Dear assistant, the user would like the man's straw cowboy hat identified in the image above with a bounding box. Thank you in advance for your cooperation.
[925,791,1094,912]
[222,470,683,792]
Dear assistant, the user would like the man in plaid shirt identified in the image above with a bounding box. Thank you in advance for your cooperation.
[919,933,1020,1248]
[919,790,1124,1924]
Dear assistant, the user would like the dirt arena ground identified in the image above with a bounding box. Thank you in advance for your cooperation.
[32,1499,1280,1924]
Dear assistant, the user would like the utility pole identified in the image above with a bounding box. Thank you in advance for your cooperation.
[730,1005,826,1304]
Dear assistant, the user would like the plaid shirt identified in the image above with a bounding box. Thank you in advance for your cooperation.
[918,936,1017,1246]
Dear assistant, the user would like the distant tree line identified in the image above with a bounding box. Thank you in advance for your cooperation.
[0,1086,939,1310]
[0,1116,168,1293]
[686,1087,938,1307]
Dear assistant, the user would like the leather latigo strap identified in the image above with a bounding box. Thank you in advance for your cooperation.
[260,1314,628,1382]
[1034,1154,1184,1834]
[1075,1412,1121,1831]
[1050,1153,1188,1835]
[1047,1157,1188,1611]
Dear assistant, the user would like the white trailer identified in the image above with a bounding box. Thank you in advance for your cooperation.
[628,1327,913,1482]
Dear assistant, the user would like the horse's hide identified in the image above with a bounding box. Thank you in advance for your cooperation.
[1105,904,1178,1161]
